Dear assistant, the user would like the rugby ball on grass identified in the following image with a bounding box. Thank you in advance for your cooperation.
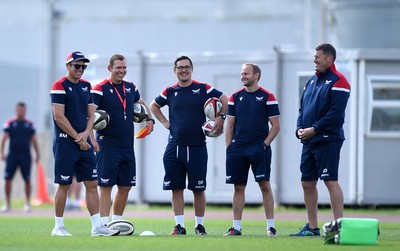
[107,219,135,236]
[204,97,222,119]
[133,102,148,123]
[202,120,223,137]
[93,110,110,130]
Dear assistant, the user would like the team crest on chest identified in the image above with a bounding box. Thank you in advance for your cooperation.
[126,88,131,93]
[256,96,264,101]
[192,88,200,94]
[81,87,88,92]
[174,92,178,96]
[110,89,114,93]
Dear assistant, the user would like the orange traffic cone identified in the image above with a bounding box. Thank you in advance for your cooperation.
[32,162,53,205]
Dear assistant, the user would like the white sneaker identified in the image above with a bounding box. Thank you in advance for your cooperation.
[51,226,73,236]
[24,205,32,213]
[91,225,120,236]
[1,205,10,213]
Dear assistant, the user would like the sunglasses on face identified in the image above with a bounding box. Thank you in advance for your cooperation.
[69,64,87,70]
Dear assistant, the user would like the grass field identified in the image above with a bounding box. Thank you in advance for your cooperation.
[0,205,399,251]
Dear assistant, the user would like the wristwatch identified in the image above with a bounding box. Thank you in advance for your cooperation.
[219,113,226,120]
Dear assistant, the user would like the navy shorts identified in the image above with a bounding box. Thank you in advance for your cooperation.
[53,142,97,184]
[300,141,343,181]
[226,142,272,185]
[96,146,136,187]
[4,152,32,182]
[163,143,208,192]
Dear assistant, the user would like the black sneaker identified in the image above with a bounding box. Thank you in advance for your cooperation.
[224,227,242,236]
[267,227,277,237]
[171,224,186,235]
[195,224,207,236]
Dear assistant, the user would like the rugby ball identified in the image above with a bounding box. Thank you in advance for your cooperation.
[202,120,223,137]
[204,97,222,119]
[107,219,135,236]
[93,110,110,130]
[133,102,148,123]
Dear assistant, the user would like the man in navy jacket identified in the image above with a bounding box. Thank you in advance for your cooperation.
[290,43,351,237]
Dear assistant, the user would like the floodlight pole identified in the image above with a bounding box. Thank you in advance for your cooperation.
[49,0,61,90]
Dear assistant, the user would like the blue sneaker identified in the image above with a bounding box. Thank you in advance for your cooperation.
[289,223,320,236]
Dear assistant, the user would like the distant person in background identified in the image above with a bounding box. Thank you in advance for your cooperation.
[150,55,228,235]
[50,51,119,237]
[1,102,40,213]
[65,176,82,211]
[92,54,154,228]
[290,43,350,236]
[224,63,280,236]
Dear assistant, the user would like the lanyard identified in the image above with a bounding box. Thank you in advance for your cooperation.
[109,79,127,120]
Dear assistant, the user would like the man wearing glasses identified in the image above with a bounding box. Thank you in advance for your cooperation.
[49,51,119,237]
[150,55,228,235]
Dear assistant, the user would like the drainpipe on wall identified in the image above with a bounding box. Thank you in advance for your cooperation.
[136,50,147,205]
[273,46,283,206]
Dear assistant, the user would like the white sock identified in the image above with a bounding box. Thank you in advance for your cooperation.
[175,215,184,227]
[267,219,275,229]
[101,216,110,225]
[90,213,101,229]
[195,216,204,226]
[55,217,64,228]
[233,220,241,231]
[112,214,123,221]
